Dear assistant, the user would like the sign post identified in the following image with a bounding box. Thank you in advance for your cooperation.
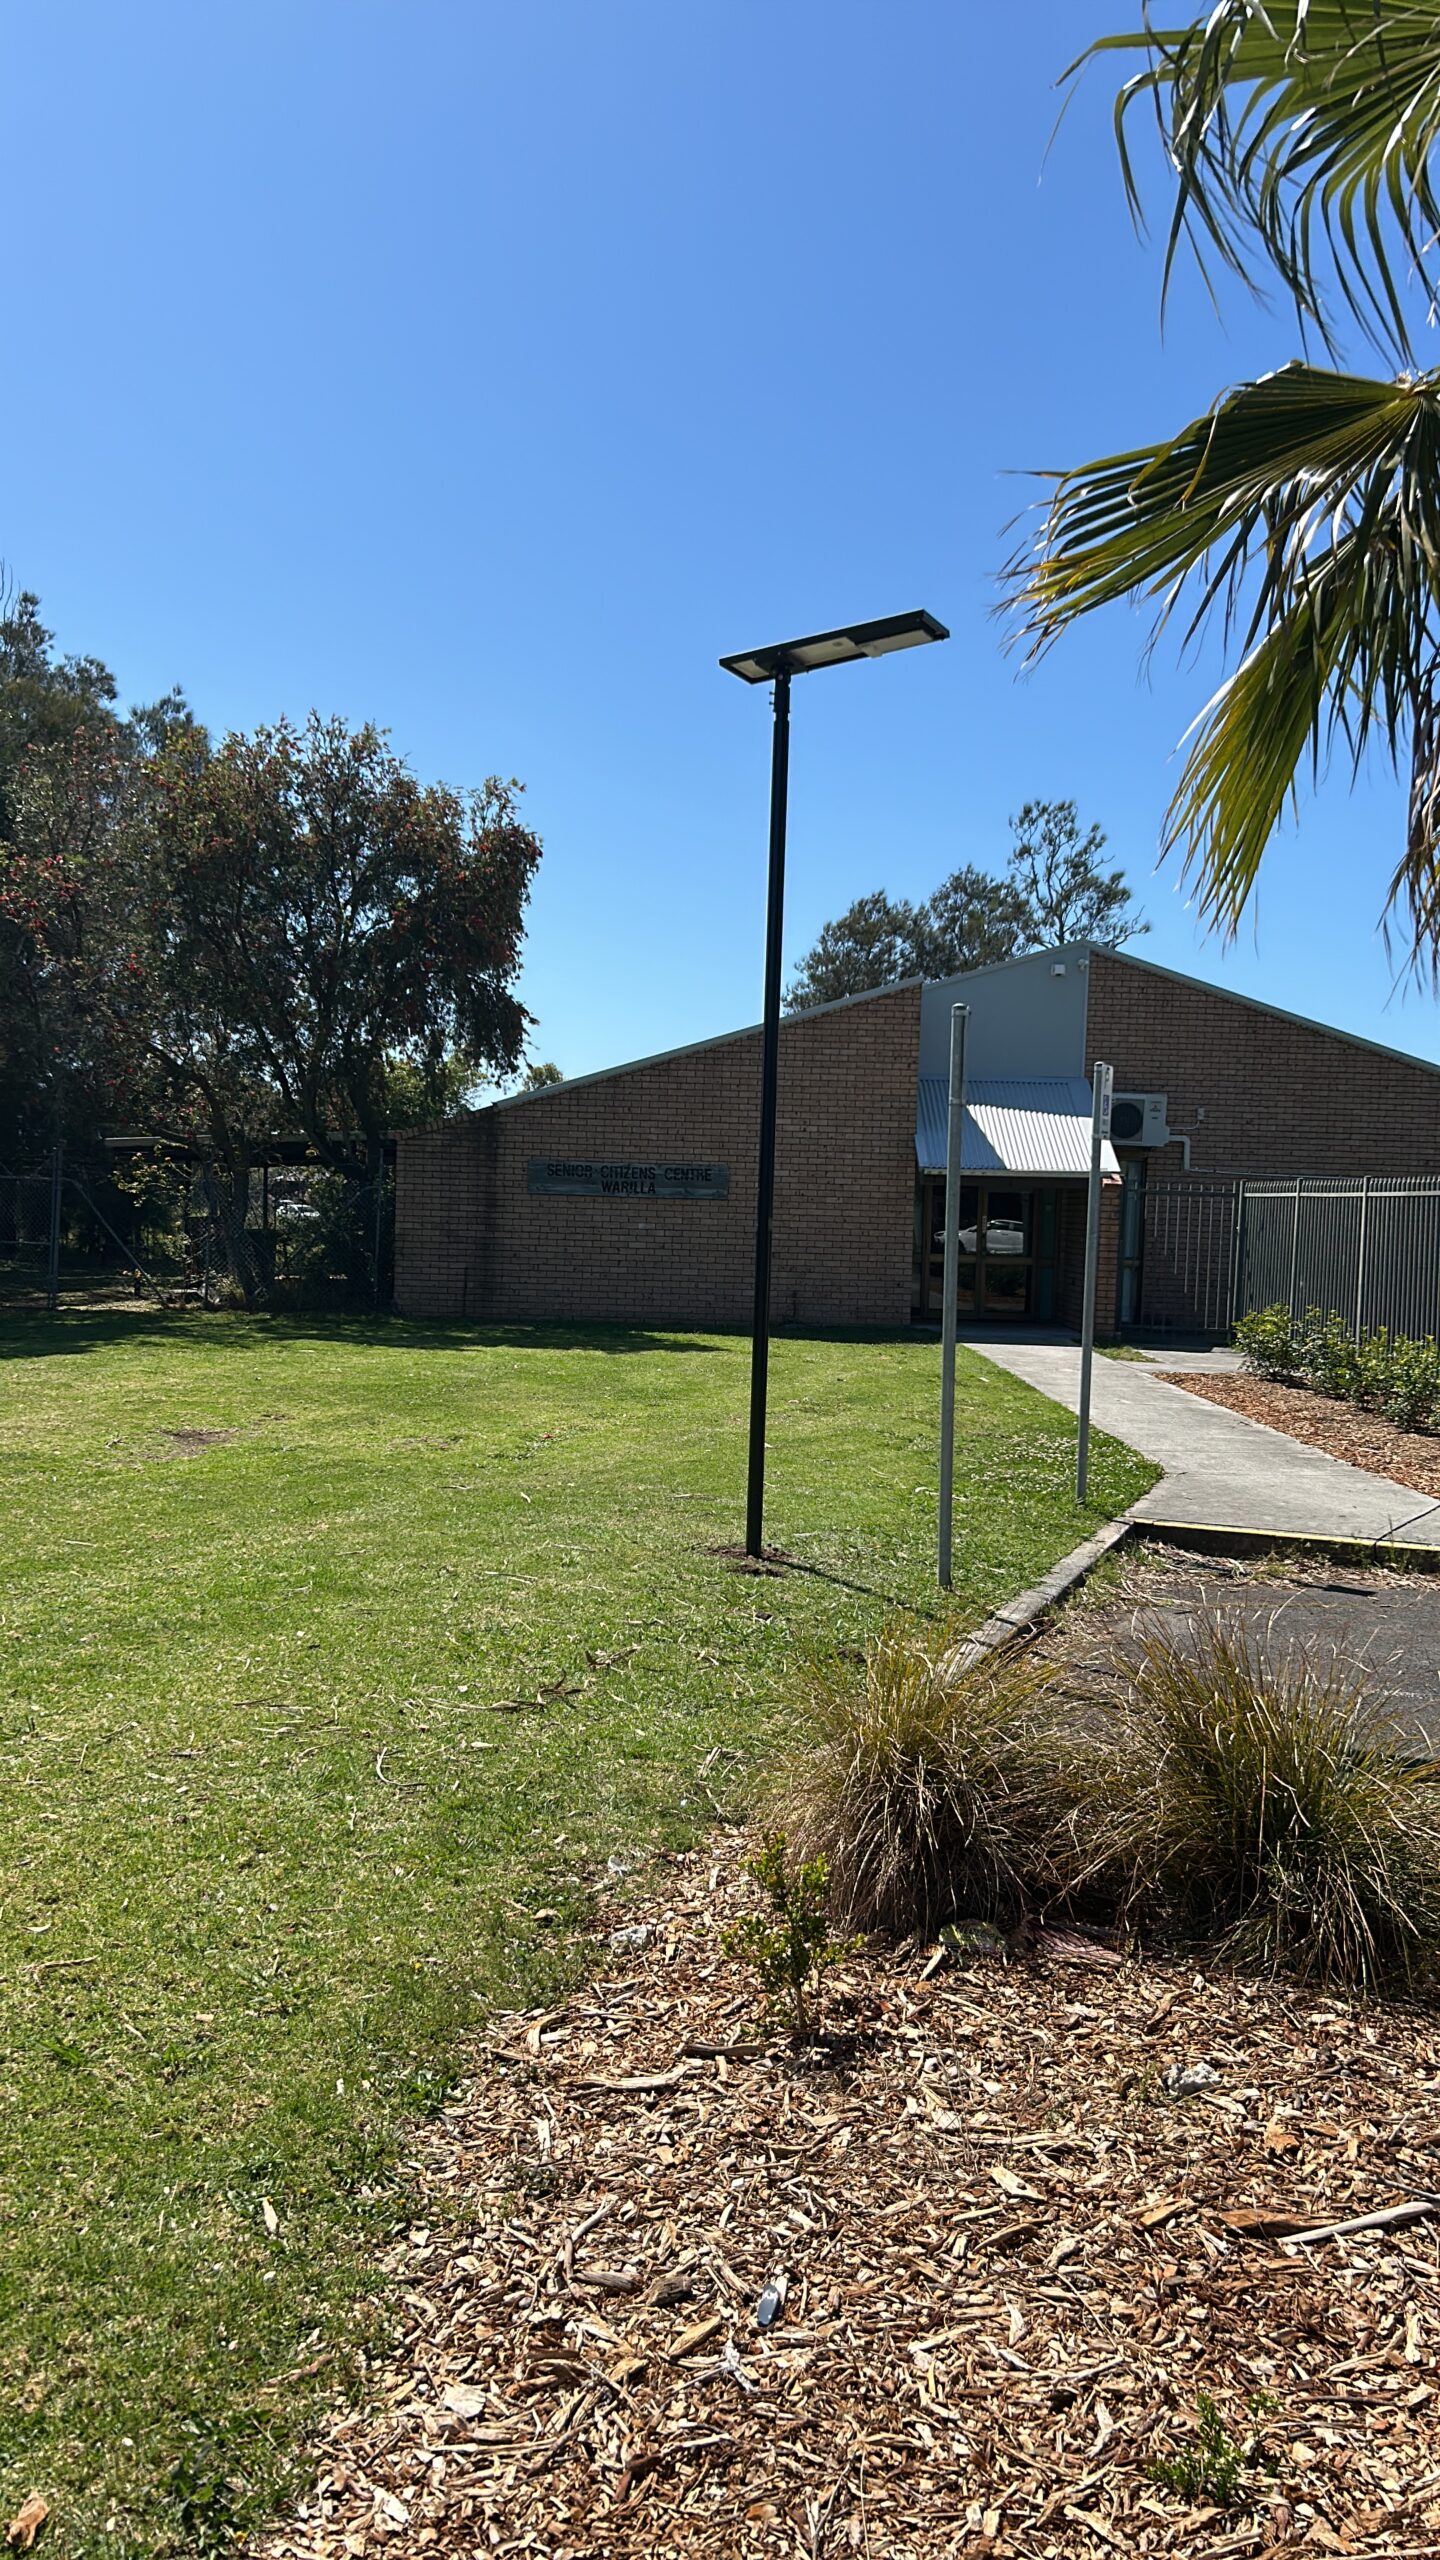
[1076,1061,1113,1505]
[46,1141,63,1315]
[937,1003,969,1590]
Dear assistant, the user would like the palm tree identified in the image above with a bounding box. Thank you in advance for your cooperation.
[1008,4,1440,971]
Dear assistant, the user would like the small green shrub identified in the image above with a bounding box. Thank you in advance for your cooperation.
[1298,1307,1361,1402]
[1233,1305,1299,1381]
[1238,1305,1440,1435]
[1081,1618,1440,1986]
[721,1833,857,2040]
[1351,1323,1394,1411]
[772,1633,1059,1938]
[1380,1333,1440,1432]
[1148,2391,1272,2507]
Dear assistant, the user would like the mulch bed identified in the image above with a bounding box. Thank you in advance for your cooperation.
[261,1842,1440,2560]
[1159,1375,1440,1507]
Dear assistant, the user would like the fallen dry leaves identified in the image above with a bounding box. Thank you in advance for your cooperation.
[5,2495,48,2552]
[1158,1376,1440,1505]
[259,1841,1440,2559]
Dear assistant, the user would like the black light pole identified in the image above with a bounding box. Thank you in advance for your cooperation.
[720,611,949,1559]
[746,665,791,1557]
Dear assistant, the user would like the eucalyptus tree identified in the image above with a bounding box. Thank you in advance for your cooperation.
[784,804,1143,1010]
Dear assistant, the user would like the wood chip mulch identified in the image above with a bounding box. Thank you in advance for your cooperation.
[260,1841,1440,2559]
[1158,1376,1440,1507]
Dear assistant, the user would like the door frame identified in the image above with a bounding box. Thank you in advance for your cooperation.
[916,1177,1044,1322]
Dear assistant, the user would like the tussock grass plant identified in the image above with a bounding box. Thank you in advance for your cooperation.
[773,1631,1060,1937]
[778,1612,1440,1989]
[1085,1618,1440,1987]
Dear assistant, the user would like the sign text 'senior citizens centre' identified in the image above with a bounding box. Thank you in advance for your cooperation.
[528,1158,729,1200]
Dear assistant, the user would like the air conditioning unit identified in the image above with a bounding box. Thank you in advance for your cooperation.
[1109,1091,1171,1147]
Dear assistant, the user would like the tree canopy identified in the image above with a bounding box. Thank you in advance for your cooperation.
[0,597,189,1154]
[0,593,543,1297]
[134,713,540,1165]
[784,801,1144,1009]
[0,589,119,840]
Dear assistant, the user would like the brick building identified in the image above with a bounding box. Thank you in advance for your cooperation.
[393,946,1440,1335]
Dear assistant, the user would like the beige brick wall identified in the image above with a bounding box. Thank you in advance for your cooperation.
[1052,1181,1121,1338]
[394,983,921,1327]
[1086,953,1440,1177]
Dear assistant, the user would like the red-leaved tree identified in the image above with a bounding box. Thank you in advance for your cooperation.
[4,711,542,1299]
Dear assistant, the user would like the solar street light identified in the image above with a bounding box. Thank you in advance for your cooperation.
[720,610,949,1557]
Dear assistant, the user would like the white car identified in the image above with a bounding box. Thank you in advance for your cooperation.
[935,1219,1025,1255]
[979,1218,1025,1255]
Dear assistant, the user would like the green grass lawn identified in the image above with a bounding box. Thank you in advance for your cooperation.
[0,1313,1155,2554]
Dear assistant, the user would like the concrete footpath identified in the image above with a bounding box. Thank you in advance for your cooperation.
[969,1341,1440,1546]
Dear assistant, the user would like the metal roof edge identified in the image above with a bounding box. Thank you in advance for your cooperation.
[914,1072,1118,1179]
[919,942,1094,992]
[480,976,924,1115]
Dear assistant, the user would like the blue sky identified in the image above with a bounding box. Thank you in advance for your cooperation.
[5,0,1436,1075]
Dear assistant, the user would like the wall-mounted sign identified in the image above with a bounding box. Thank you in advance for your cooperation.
[528,1157,729,1201]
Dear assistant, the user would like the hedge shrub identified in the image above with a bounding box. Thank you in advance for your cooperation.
[1234,1305,1440,1434]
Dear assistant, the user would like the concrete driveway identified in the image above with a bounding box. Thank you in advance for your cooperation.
[968,1341,1440,1547]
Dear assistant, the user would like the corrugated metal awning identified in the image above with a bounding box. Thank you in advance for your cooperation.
[915,1076,1120,1179]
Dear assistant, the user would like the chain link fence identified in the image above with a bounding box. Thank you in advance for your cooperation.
[0,1153,394,1314]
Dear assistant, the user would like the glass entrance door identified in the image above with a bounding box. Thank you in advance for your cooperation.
[917,1181,1052,1321]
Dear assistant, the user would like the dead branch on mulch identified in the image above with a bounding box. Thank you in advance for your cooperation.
[1160,1375,1440,1505]
[260,1838,1440,2560]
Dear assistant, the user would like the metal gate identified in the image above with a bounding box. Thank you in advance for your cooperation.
[0,1162,64,1303]
[1132,1177,1239,1339]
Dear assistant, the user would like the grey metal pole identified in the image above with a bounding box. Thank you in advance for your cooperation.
[1075,1063,1113,1506]
[937,1004,969,1590]
[745,667,791,1559]
[45,1141,63,1314]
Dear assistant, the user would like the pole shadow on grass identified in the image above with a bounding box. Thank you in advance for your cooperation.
[708,1539,947,1620]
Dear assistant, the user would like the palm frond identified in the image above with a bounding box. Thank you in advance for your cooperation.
[1006,360,1440,967]
[1075,3,1440,360]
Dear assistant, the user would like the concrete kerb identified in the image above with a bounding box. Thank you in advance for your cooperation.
[1140,1517,1440,1575]
[943,1517,1134,1677]
[942,1509,1440,1684]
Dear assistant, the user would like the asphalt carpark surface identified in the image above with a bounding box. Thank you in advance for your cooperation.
[1042,1546,1440,1754]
